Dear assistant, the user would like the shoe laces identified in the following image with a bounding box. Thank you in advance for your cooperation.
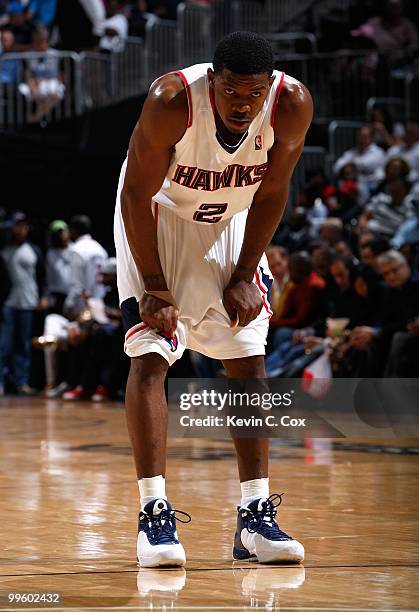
[140,508,191,545]
[240,493,290,539]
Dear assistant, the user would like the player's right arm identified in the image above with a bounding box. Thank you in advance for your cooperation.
[121,74,188,333]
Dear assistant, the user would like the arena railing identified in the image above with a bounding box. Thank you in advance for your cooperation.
[0,50,82,130]
[143,18,177,86]
[327,120,364,172]
[366,96,407,123]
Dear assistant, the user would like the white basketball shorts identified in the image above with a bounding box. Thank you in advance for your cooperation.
[114,176,273,367]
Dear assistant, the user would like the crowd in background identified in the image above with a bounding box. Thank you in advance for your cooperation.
[1,103,419,398]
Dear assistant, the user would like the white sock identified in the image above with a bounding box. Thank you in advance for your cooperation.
[138,475,167,509]
[240,477,269,507]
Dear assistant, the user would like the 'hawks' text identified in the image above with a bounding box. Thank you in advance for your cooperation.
[172,163,269,191]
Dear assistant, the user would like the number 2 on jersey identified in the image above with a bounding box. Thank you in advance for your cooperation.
[193,203,228,223]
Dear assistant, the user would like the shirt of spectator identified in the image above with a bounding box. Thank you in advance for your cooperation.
[333,127,386,190]
[26,0,57,26]
[362,178,414,238]
[99,0,129,53]
[369,103,405,151]
[272,207,311,253]
[351,0,418,51]
[265,245,292,318]
[385,122,419,184]
[45,219,72,313]
[269,252,326,329]
[392,194,419,249]
[6,1,33,45]
[0,29,23,84]
[64,214,108,318]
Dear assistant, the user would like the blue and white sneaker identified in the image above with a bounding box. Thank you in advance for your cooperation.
[233,494,304,563]
[137,498,191,568]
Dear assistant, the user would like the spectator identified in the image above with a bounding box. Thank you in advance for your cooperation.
[319,218,343,246]
[45,219,72,313]
[99,0,129,53]
[265,252,326,376]
[359,236,391,269]
[64,214,107,318]
[368,103,405,150]
[6,1,33,45]
[351,0,418,52]
[351,250,419,375]
[272,207,311,253]
[0,212,46,396]
[374,156,411,195]
[333,126,386,190]
[25,0,57,28]
[359,178,414,238]
[55,0,105,52]
[266,245,291,318]
[0,28,22,86]
[386,121,419,183]
[392,192,419,249]
[18,25,65,123]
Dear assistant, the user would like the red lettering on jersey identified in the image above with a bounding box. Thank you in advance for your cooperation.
[173,165,197,187]
[251,163,269,184]
[212,164,236,190]
[190,168,212,191]
[235,165,254,187]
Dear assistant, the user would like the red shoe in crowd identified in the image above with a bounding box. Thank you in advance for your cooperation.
[62,386,91,401]
[91,385,109,402]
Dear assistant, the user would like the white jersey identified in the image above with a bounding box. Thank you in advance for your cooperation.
[114,63,286,364]
[153,63,284,222]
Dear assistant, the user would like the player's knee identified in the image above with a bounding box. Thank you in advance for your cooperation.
[130,354,168,385]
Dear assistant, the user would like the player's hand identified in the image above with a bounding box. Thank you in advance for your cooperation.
[223,279,263,328]
[139,294,178,334]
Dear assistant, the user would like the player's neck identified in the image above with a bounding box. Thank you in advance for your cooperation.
[214,110,248,147]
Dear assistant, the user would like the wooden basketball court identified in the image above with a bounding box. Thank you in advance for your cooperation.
[0,396,417,610]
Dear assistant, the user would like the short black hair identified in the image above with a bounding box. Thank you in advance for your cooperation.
[213,31,274,76]
[70,214,92,236]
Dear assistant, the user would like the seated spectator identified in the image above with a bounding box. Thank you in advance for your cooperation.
[368,103,405,151]
[385,122,419,183]
[0,28,22,85]
[18,25,65,123]
[333,126,386,191]
[99,0,129,53]
[25,0,57,29]
[265,252,326,376]
[359,178,414,238]
[359,236,391,269]
[6,1,33,46]
[350,0,418,52]
[319,218,343,247]
[392,191,419,249]
[351,250,419,375]
[266,245,291,319]
[143,0,179,20]
[272,207,311,253]
[374,157,411,195]
[0,212,46,396]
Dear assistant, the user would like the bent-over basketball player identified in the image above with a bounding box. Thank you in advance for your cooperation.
[114,31,313,567]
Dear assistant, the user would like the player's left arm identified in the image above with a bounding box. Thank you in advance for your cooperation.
[224,77,313,327]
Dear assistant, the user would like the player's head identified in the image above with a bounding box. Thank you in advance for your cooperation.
[208,32,275,135]
[69,214,92,240]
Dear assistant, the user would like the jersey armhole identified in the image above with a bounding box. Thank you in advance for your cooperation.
[175,70,193,128]
[270,71,285,127]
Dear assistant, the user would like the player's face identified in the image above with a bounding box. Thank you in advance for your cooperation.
[208,68,274,135]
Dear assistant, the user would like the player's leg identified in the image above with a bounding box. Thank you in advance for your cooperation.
[222,354,304,563]
[125,349,190,568]
[125,353,169,479]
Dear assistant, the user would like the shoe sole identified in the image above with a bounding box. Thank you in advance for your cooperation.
[137,554,186,568]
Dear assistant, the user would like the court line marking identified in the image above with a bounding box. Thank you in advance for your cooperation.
[0,607,412,611]
[0,562,418,578]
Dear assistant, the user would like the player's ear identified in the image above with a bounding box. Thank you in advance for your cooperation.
[207,68,215,87]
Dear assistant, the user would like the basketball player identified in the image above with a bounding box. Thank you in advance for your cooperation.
[114,31,313,567]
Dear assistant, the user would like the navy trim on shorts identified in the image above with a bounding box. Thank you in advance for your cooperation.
[121,297,141,334]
